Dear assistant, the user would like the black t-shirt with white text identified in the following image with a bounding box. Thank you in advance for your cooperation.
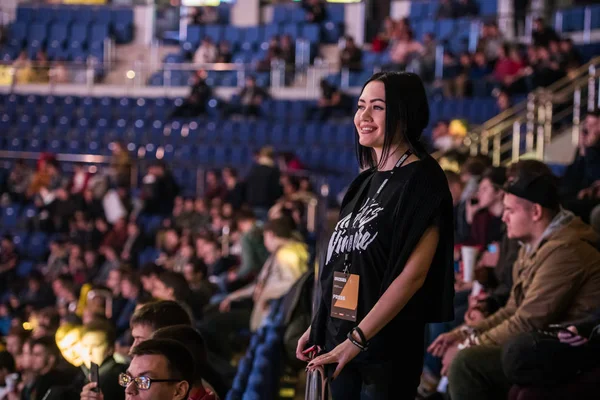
[311,156,455,359]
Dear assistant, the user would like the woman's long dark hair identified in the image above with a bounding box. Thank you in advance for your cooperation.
[356,72,430,169]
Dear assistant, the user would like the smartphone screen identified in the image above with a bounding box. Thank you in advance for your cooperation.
[90,362,100,393]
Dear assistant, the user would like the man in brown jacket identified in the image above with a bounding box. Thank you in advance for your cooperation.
[428,169,600,400]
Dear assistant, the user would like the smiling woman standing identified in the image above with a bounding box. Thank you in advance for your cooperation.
[296,72,455,399]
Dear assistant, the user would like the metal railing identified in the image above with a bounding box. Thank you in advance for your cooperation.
[0,39,116,88]
[466,56,600,166]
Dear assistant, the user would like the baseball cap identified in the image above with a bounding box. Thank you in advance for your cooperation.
[503,171,560,210]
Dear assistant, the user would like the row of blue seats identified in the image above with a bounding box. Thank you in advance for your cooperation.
[148,70,269,88]
[409,0,498,21]
[412,17,474,41]
[227,299,286,400]
[181,23,322,51]
[272,3,345,24]
[0,93,499,127]
[555,5,600,33]
[1,120,360,148]
[3,21,109,62]
[15,5,134,43]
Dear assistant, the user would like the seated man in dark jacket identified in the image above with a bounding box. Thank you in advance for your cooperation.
[561,110,600,222]
[169,69,212,119]
[502,307,600,399]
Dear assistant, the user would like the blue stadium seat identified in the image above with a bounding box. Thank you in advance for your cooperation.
[242,26,264,49]
[112,8,134,43]
[301,24,321,43]
[8,22,27,48]
[27,232,48,261]
[34,6,54,24]
[437,19,455,40]
[69,23,89,50]
[419,20,436,38]
[273,6,289,24]
[479,0,497,16]
[17,115,33,135]
[292,7,307,23]
[48,23,68,51]
[16,7,34,23]
[410,2,427,21]
[205,25,224,43]
[326,4,345,23]
[73,6,94,24]
[2,205,21,231]
[224,27,241,46]
[182,25,203,52]
[90,23,110,52]
[94,7,112,25]
[591,5,600,30]
[282,23,300,40]
[562,7,585,32]
[264,24,280,42]
[16,261,34,278]
[322,21,343,43]
[28,23,47,52]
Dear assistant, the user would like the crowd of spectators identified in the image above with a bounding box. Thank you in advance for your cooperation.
[418,109,600,399]
[365,16,582,99]
[0,139,318,399]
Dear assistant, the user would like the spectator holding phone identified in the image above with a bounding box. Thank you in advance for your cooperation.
[78,320,126,400]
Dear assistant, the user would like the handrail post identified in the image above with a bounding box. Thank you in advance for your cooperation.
[512,121,521,163]
[307,198,318,234]
[583,6,592,44]
[480,132,489,156]
[536,102,546,160]
[573,86,582,147]
[434,44,444,80]
[526,93,536,153]
[236,61,245,89]
[544,95,553,143]
[493,134,501,166]
[340,67,350,90]
[86,57,95,89]
[588,65,596,112]
[554,10,563,34]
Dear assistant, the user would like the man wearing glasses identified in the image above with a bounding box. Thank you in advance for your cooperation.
[81,339,194,400]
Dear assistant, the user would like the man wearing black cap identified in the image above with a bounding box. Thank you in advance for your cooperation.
[428,168,600,400]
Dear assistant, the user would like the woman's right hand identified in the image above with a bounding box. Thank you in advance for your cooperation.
[296,326,313,362]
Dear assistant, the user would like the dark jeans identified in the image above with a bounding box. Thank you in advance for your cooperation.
[448,345,510,400]
[327,324,425,400]
[224,104,260,118]
[502,332,600,387]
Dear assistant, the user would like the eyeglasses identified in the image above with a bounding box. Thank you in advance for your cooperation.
[118,373,181,390]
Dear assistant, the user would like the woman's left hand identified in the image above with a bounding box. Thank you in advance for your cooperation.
[307,339,361,379]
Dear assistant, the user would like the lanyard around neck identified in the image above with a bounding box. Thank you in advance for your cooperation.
[342,149,412,274]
